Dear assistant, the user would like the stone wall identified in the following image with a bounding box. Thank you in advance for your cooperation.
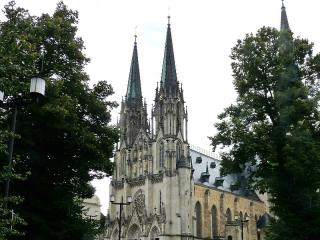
[194,183,265,240]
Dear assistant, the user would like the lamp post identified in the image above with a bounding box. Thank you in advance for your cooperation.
[234,215,249,240]
[110,195,132,240]
[0,75,45,209]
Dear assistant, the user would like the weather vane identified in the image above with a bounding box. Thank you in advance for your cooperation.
[168,6,171,25]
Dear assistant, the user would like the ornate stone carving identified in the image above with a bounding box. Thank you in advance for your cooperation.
[148,172,164,183]
[127,175,146,187]
[133,192,146,216]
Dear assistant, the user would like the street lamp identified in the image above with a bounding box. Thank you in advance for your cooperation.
[1,75,46,209]
[234,215,249,240]
[110,195,132,240]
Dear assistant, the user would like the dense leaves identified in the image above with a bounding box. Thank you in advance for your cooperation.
[210,27,320,240]
[0,1,118,239]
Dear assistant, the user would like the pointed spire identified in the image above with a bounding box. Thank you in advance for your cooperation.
[280,0,290,31]
[160,16,178,92]
[126,34,142,102]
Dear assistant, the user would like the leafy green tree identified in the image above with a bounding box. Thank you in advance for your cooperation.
[0,129,26,239]
[210,27,320,240]
[0,1,118,239]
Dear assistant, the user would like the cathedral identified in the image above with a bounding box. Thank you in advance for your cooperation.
[104,2,292,240]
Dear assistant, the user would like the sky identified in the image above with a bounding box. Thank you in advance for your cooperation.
[2,0,320,214]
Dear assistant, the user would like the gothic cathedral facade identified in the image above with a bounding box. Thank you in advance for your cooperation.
[106,21,194,240]
[102,9,289,238]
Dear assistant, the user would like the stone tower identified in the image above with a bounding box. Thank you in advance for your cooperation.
[107,19,194,240]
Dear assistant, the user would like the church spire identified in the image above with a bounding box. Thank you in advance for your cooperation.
[126,34,142,102]
[160,16,178,92]
[280,0,290,30]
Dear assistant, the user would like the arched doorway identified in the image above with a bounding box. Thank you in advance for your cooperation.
[149,226,160,240]
[127,224,140,240]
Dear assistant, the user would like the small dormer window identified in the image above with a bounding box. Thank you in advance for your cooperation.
[230,183,240,192]
[214,177,224,187]
[200,171,210,183]
[210,162,216,169]
[196,156,202,163]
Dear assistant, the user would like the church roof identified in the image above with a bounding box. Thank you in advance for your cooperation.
[190,146,261,202]
[160,18,178,92]
[280,0,290,30]
[126,37,142,102]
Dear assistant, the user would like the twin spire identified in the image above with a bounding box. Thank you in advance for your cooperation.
[126,1,289,101]
[126,16,178,103]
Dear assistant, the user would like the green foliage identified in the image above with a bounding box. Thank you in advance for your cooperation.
[210,27,320,240]
[0,130,26,239]
[0,1,118,239]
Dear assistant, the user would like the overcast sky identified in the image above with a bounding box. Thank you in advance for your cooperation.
[2,0,320,214]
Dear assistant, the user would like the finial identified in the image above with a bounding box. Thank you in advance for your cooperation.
[167,6,171,25]
[282,0,285,8]
[134,26,137,44]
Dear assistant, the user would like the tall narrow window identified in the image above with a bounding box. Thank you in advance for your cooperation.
[121,154,126,175]
[204,190,209,209]
[195,202,202,237]
[226,208,232,223]
[176,143,181,162]
[211,205,218,238]
[159,142,164,168]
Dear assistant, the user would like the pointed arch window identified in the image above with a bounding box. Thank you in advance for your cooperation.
[176,142,181,162]
[159,142,165,168]
[204,190,209,209]
[195,202,202,237]
[211,205,218,238]
[121,153,126,175]
[226,208,232,223]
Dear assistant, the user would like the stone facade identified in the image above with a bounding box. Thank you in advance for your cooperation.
[194,184,265,240]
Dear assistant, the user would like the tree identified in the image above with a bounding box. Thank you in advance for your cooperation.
[0,131,22,240]
[0,1,118,239]
[210,27,320,240]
